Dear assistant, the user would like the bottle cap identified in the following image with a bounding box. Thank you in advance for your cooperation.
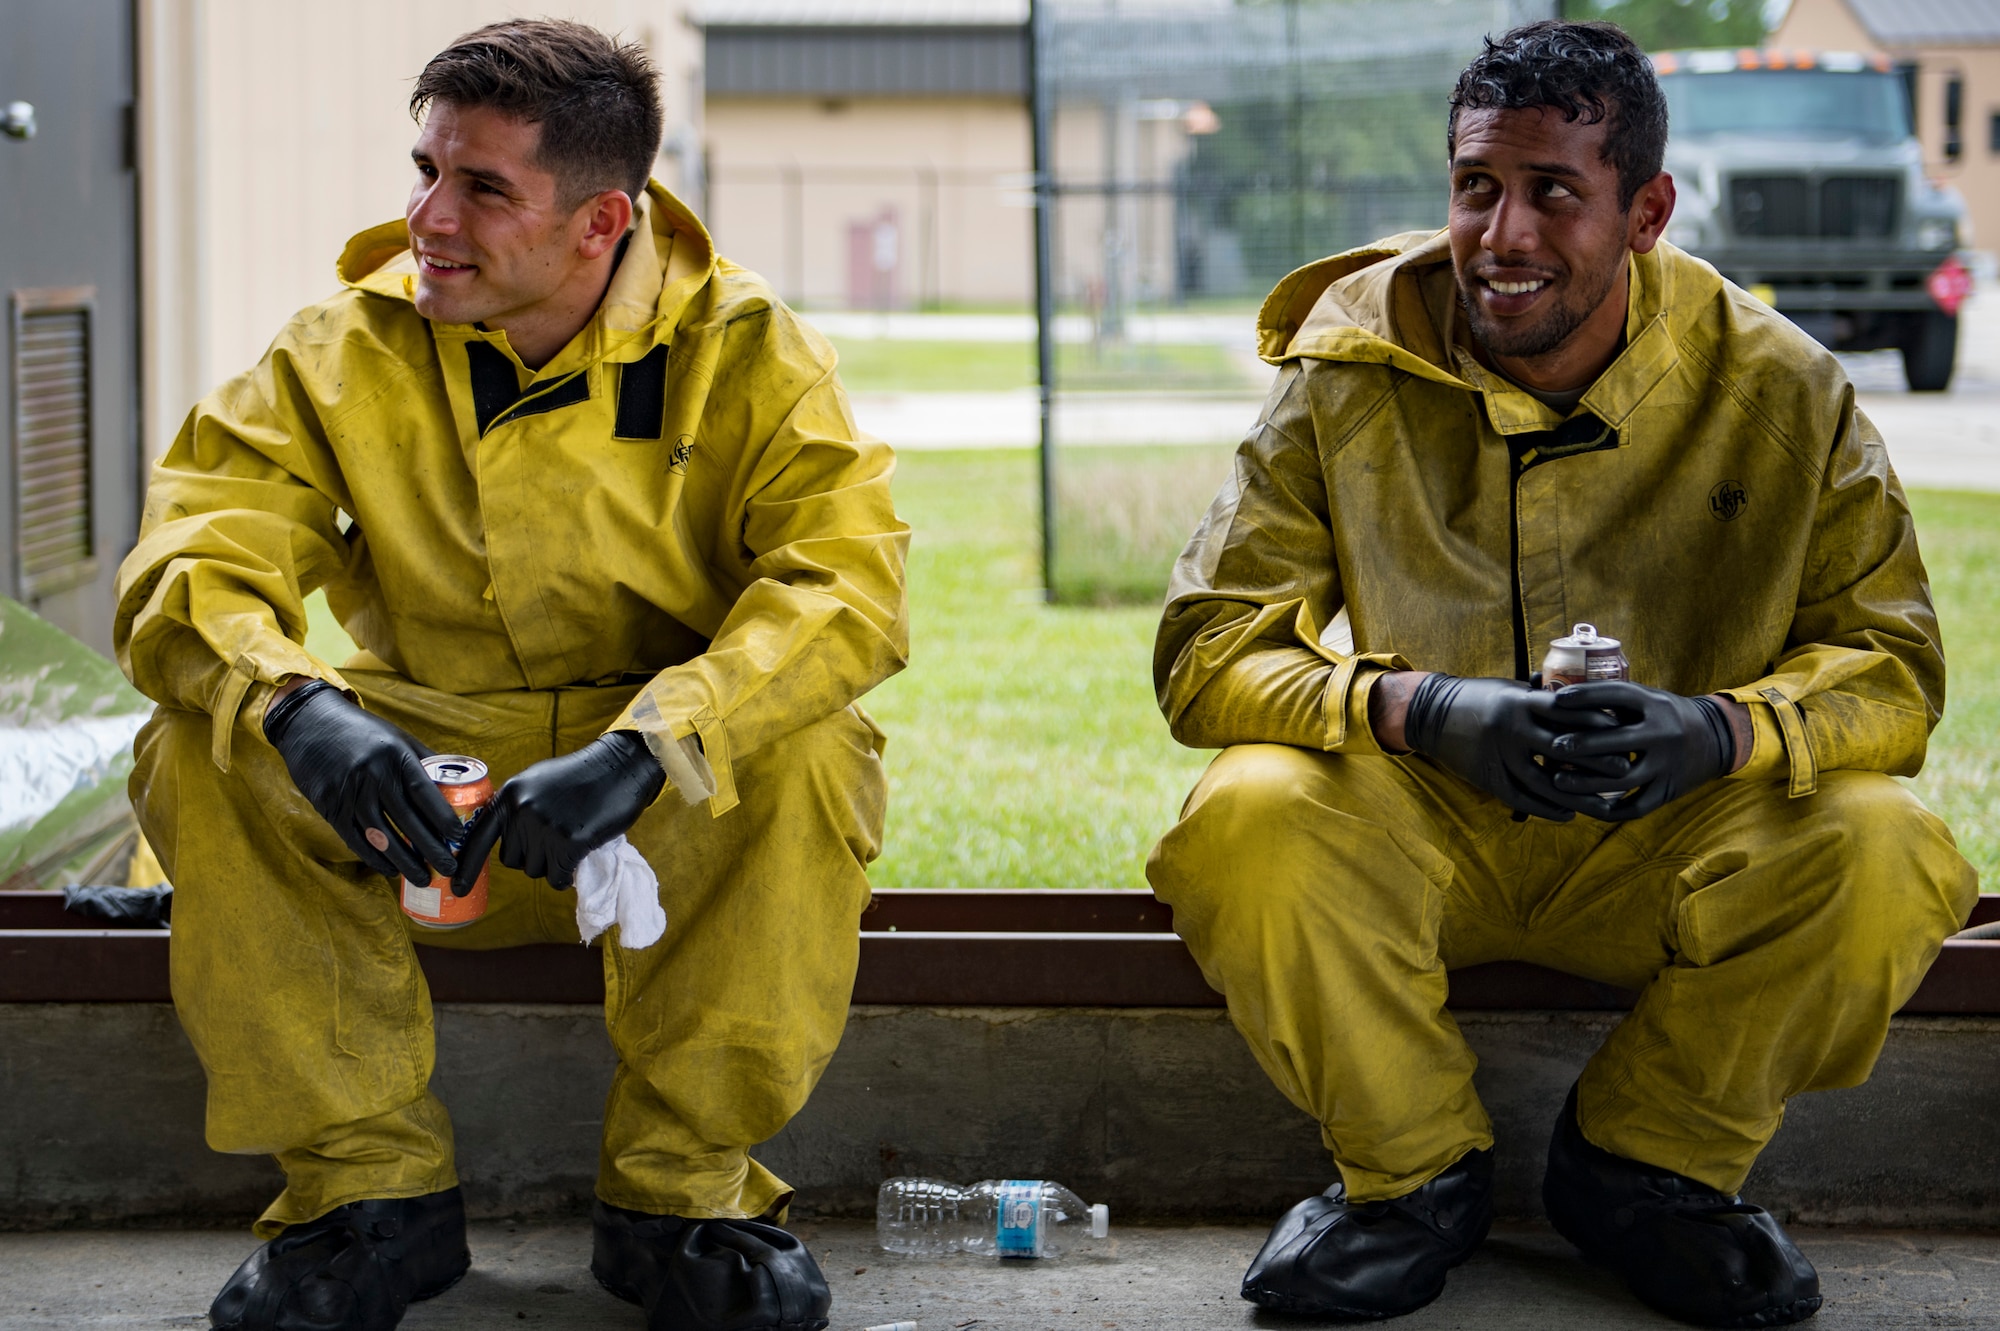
[1090,1203,1109,1238]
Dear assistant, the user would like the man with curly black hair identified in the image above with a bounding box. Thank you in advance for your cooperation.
[1149,19,1975,1326]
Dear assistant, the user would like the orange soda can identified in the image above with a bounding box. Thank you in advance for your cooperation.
[400,755,493,929]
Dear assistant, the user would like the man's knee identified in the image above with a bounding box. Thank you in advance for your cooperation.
[1807,772,1977,971]
[1152,745,1450,946]
[1685,772,1975,985]
[132,704,344,886]
[731,705,887,857]
[1167,743,1337,855]
[1151,745,1326,920]
[131,707,243,879]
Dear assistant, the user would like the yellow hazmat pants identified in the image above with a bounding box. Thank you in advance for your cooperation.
[1148,745,1977,1204]
[132,666,885,1238]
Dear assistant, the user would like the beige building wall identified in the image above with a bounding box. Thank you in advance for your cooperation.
[704,96,1031,308]
[136,0,703,464]
[700,92,1197,312]
[1772,0,2000,255]
[1047,100,1195,311]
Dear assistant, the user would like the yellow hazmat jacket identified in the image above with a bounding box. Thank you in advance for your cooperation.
[115,183,910,814]
[1156,230,1942,797]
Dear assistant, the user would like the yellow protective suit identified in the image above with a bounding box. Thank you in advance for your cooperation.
[114,183,909,1235]
[1147,229,1977,1203]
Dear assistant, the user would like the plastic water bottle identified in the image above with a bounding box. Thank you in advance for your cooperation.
[876,1178,1110,1259]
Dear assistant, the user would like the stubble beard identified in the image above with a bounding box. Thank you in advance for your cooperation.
[1458,256,1620,362]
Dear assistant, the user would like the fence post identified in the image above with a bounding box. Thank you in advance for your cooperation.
[784,162,804,306]
[1030,0,1058,600]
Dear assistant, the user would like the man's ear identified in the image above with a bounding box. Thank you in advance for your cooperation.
[1626,171,1675,255]
[576,189,635,261]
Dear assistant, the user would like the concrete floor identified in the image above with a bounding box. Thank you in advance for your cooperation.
[4,1221,1997,1330]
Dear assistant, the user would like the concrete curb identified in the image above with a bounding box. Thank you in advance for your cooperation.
[4,1003,1997,1229]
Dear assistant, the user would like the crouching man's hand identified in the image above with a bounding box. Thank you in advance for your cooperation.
[1378,671,1624,823]
[1544,681,1742,822]
[263,679,462,883]
[451,731,666,894]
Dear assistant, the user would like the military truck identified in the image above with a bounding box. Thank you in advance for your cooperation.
[1653,49,1970,391]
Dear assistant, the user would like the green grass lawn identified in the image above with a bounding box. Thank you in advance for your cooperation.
[1052,445,1236,604]
[1906,490,2000,882]
[304,464,2000,894]
[825,340,1034,393]
[862,450,1213,890]
[825,338,1252,394]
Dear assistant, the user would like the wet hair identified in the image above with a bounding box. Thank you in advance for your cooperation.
[411,19,663,206]
[1446,19,1668,210]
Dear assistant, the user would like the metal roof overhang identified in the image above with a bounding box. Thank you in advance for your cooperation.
[706,24,1029,97]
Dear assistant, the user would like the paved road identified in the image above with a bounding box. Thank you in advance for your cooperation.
[1849,288,2000,492]
[4,1220,1996,1330]
[842,290,2000,493]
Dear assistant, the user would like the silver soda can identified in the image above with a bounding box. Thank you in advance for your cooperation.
[1541,623,1630,691]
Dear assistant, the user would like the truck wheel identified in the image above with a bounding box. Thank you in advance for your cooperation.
[1901,312,1958,392]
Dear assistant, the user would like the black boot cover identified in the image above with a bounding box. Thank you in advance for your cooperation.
[1240,1148,1494,1320]
[591,1201,832,1331]
[1543,1086,1821,1328]
[208,1187,470,1331]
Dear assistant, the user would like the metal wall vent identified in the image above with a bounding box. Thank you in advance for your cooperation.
[11,288,96,599]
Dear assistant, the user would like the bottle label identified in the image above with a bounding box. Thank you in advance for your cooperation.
[995,1180,1044,1258]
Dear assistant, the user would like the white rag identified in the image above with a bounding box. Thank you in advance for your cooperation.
[574,835,666,949]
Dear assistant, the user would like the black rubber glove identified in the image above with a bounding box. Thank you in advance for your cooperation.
[1403,674,1622,823]
[1544,681,1737,821]
[263,681,461,883]
[451,730,666,894]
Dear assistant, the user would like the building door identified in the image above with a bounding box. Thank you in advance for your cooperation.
[0,0,139,655]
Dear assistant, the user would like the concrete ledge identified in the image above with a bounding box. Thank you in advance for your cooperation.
[6,1002,1999,1230]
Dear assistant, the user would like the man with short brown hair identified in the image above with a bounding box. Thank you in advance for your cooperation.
[1149,19,1976,1327]
[117,20,906,1331]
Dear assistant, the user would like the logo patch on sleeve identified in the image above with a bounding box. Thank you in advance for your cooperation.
[670,435,695,474]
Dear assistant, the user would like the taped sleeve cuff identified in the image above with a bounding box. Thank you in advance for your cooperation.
[618,692,740,817]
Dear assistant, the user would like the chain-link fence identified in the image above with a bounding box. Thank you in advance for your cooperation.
[1033,0,1553,602]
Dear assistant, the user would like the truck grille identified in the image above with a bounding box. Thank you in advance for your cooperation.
[1728,174,1899,239]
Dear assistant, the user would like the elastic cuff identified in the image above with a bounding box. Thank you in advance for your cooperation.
[596,1154,790,1221]
[261,679,339,744]
[252,1176,459,1241]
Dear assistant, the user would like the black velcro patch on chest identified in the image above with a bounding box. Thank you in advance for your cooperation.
[465,340,592,436]
[614,345,669,440]
[467,341,520,435]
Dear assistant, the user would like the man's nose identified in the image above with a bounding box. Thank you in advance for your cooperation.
[1481,187,1539,262]
[408,183,457,237]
